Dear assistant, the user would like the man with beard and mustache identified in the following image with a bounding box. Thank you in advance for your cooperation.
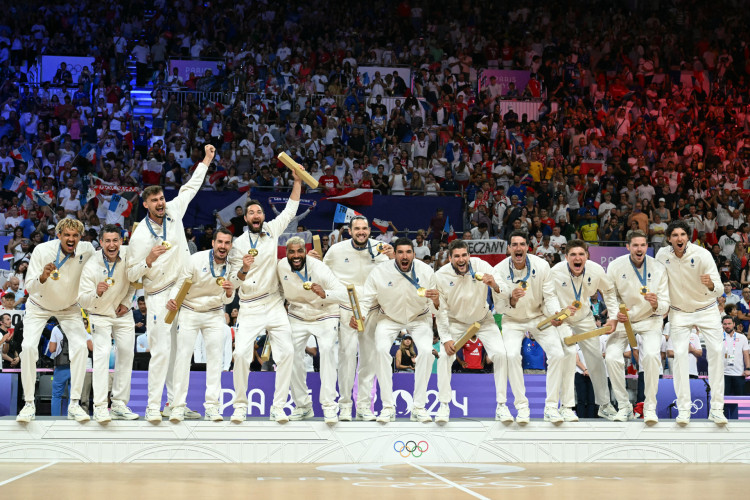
[656,220,727,425]
[492,230,567,424]
[353,237,438,423]
[322,215,394,421]
[166,228,237,422]
[227,166,304,424]
[17,218,96,423]
[127,144,215,423]
[434,240,512,423]
[277,237,348,424]
[78,224,139,423]
[550,239,619,422]
[607,230,669,423]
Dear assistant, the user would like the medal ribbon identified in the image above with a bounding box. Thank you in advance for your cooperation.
[103,252,117,279]
[55,244,72,270]
[248,231,260,252]
[567,264,585,303]
[395,262,421,291]
[209,250,227,278]
[293,262,309,283]
[145,216,167,241]
[509,256,531,285]
[629,257,648,288]
[351,239,376,259]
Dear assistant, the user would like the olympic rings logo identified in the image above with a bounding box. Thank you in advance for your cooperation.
[394,440,429,458]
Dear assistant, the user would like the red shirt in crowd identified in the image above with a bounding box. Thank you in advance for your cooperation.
[462,338,484,370]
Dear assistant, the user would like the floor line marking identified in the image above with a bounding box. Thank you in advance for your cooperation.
[406,461,491,500]
[0,462,57,487]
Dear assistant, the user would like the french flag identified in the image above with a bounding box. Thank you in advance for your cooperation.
[2,175,25,193]
[372,218,389,232]
[333,204,362,224]
[325,188,374,206]
[10,145,32,163]
[80,143,97,163]
[26,187,54,206]
[108,194,133,218]
[443,216,457,242]
[3,254,13,262]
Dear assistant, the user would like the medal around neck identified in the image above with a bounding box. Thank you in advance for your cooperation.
[518,280,528,289]
[303,281,313,290]
[640,286,649,295]
[474,272,484,281]
[161,240,172,249]
[105,277,116,286]
[376,243,385,253]
[216,277,226,286]
[247,248,259,256]
[50,269,60,280]
[572,300,582,308]
[417,287,427,297]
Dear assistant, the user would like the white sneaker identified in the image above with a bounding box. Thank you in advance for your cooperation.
[355,406,377,421]
[67,402,90,422]
[543,406,563,423]
[435,403,450,423]
[145,407,163,423]
[269,406,289,423]
[708,409,728,425]
[230,406,247,423]
[560,407,579,422]
[643,409,659,424]
[516,407,530,424]
[377,406,396,423]
[613,405,634,422]
[94,406,111,423]
[410,407,432,423]
[204,406,223,422]
[184,407,201,420]
[598,403,617,420]
[676,411,690,426]
[323,406,339,424]
[16,402,36,422]
[111,402,139,420]
[169,406,185,422]
[289,406,314,421]
[495,404,514,422]
[338,403,353,422]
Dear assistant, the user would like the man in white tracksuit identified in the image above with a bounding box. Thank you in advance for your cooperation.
[78,224,138,423]
[656,220,727,425]
[17,218,95,423]
[227,166,303,423]
[492,230,567,423]
[607,229,669,423]
[127,144,214,422]
[354,237,438,423]
[167,227,237,422]
[278,236,348,423]
[323,215,393,421]
[434,239,512,423]
[551,239,618,421]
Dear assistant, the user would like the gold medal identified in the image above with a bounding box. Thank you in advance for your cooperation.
[518,280,528,290]
[216,277,226,286]
[640,286,649,295]
[572,300,582,308]
[417,287,426,297]
[376,243,385,253]
[50,269,60,280]
[161,241,172,249]
[248,248,259,257]
[105,277,115,286]
[303,281,313,290]
[474,272,484,281]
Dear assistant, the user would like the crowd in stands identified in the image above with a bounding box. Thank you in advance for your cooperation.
[2,0,750,374]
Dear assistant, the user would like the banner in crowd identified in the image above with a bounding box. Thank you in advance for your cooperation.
[358,66,412,96]
[478,69,532,97]
[588,246,654,271]
[0,236,11,271]
[0,371,708,419]
[465,239,508,266]
[169,59,224,80]
[38,55,95,84]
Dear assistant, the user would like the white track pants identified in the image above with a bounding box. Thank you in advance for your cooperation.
[290,316,339,410]
[90,312,135,408]
[144,290,178,410]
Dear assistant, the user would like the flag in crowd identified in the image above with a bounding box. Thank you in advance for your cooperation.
[372,218,389,232]
[333,204,362,224]
[108,194,133,219]
[10,145,32,164]
[2,175,24,193]
[25,187,54,206]
[325,188,374,206]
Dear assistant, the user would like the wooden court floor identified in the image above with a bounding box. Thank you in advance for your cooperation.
[0,462,744,499]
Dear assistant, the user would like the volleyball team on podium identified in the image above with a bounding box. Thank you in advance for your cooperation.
[14,145,729,426]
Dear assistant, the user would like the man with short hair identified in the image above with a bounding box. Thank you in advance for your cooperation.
[323,215,393,420]
[17,218,96,422]
[127,144,214,423]
[278,236,347,423]
[550,239,619,421]
[227,165,304,423]
[166,227,236,422]
[656,220,727,425]
[721,316,750,419]
[354,237,438,423]
[607,230,670,423]
[78,224,139,422]
[492,230,567,423]
[434,240,511,422]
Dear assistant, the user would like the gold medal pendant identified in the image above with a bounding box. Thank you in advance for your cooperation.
[248,248,259,257]
[216,277,226,286]
[50,269,60,280]
[417,287,426,297]
[161,241,172,250]
[640,286,649,295]
[303,281,313,290]
[572,300,582,308]
[376,243,385,253]
[105,277,115,286]
[518,280,528,290]
[474,272,484,281]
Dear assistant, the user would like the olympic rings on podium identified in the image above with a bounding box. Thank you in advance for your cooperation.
[393,440,429,457]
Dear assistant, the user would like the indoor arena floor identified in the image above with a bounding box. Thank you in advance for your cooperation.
[0,462,743,499]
